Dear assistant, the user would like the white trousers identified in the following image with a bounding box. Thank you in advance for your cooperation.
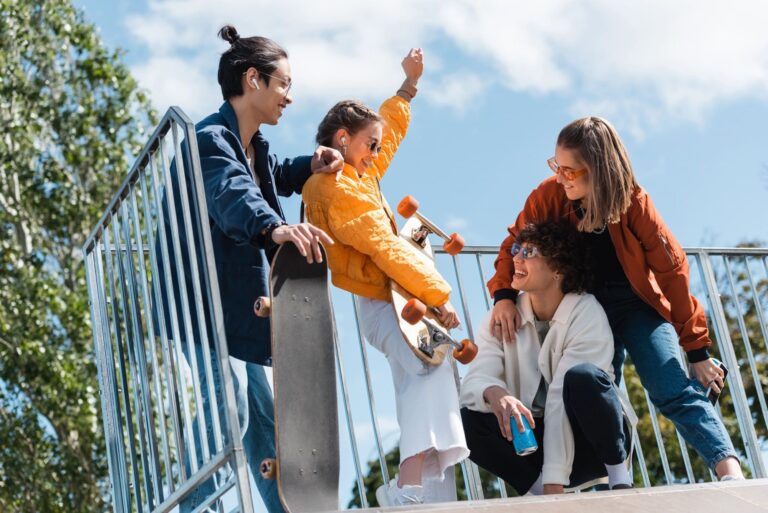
[356,296,469,482]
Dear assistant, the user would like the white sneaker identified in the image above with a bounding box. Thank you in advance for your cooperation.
[375,477,424,507]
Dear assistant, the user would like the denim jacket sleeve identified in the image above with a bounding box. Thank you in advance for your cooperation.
[199,128,283,245]
[271,153,312,197]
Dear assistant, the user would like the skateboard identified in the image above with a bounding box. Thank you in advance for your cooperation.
[253,242,339,513]
[390,195,478,366]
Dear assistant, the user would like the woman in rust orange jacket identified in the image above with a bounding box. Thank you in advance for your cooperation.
[486,117,742,482]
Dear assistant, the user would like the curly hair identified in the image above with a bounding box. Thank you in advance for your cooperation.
[517,221,592,294]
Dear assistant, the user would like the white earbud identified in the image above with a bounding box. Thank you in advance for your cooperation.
[250,78,260,90]
[341,137,346,144]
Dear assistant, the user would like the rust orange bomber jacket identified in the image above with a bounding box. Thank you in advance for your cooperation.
[488,176,711,357]
[302,95,451,307]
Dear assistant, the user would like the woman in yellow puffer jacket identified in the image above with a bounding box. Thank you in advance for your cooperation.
[302,48,469,507]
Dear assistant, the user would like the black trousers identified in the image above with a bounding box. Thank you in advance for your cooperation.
[461,362,630,495]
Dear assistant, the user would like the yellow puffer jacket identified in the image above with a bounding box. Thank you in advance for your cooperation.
[302,95,451,306]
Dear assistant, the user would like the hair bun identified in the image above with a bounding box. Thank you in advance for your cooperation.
[218,25,240,45]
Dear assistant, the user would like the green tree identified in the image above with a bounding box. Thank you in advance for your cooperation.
[0,1,155,510]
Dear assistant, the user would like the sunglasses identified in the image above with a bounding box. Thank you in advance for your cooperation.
[368,140,382,154]
[242,68,292,94]
[547,157,587,181]
[510,243,542,259]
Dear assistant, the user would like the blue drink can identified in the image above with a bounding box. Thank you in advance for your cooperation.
[511,416,538,456]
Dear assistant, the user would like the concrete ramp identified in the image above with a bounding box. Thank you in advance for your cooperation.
[327,479,768,513]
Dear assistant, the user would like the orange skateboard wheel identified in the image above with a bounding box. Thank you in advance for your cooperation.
[254,296,271,318]
[442,233,465,255]
[397,195,419,218]
[401,298,427,325]
[453,339,478,364]
[260,458,276,479]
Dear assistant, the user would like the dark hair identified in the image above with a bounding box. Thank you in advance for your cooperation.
[315,100,383,147]
[217,25,288,100]
[517,221,592,294]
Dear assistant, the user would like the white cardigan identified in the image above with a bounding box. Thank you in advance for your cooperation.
[460,292,632,485]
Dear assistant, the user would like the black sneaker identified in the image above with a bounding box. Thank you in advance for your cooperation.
[611,483,633,490]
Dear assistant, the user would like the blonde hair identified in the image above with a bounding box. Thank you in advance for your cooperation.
[557,117,637,232]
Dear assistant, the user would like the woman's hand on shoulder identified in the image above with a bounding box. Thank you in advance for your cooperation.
[401,47,423,85]
[489,298,521,343]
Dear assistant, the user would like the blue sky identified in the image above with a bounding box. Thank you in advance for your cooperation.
[73,0,768,510]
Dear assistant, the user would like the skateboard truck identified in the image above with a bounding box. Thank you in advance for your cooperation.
[260,458,276,479]
[254,296,271,318]
[401,298,478,364]
[397,195,465,255]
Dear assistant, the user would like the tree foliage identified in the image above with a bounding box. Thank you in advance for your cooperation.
[0,0,155,510]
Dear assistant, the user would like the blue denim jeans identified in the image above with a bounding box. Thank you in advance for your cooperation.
[595,282,737,470]
[180,343,285,513]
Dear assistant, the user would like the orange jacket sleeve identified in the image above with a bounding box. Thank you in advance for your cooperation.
[371,95,410,181]
[628,191,710,352]
[326,182,451,307]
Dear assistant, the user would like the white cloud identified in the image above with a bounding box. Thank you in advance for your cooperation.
[445,216,469,231]
[126,0,768,129]
[422,72,488,113]
[132,55,222,117]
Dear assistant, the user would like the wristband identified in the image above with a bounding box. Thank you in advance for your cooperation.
[397,79,418,100]
[262,221,287,242]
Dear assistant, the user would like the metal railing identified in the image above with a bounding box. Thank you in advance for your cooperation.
[85,106,768,510]
[84,107,253,513]
[336,245,768,501]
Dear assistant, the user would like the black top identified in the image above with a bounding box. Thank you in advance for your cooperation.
[574,202,628,290]
[581,227,628,288]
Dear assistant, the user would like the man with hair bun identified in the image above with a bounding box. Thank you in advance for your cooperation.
[163,25,343,513]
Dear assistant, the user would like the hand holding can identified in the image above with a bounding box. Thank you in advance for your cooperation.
[511,416,538,456]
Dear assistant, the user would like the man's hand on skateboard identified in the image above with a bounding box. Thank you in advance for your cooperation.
[435,301,460,330]
[271,223,334,264]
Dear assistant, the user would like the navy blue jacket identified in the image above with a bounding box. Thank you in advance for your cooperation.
[156,102,311,364]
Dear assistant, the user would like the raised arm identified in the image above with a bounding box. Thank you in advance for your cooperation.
[371,48,423,180]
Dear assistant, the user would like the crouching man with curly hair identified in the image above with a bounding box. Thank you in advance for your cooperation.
[460,220,637,495]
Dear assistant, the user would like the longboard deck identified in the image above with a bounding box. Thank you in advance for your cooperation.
[390,216,452,366]
[269,242,339,513]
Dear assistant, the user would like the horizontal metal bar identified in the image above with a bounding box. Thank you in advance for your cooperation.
[435,245,768,256]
